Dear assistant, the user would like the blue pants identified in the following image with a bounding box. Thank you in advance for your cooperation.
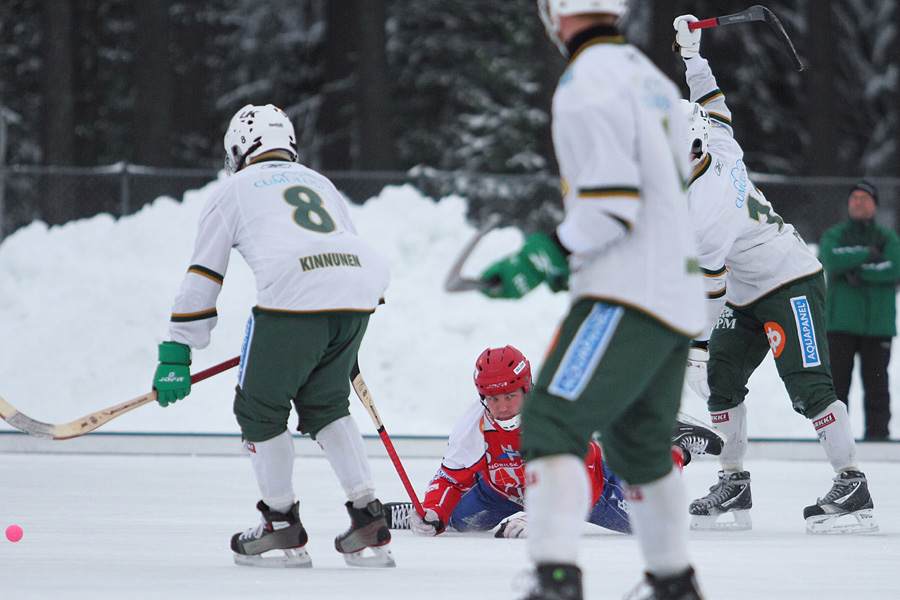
[588,468,631,533]
[448,468,631,534]
[448,476,523,532]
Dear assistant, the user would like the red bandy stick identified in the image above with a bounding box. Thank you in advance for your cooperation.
[350,359,426,518]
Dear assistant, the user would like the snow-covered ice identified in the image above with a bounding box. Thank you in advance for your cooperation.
[1,453,898,599]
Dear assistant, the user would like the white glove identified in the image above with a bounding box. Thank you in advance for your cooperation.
[495,512,528,539]
[686,346,710,400]
[410,508,444,536]
[673,14,701,58]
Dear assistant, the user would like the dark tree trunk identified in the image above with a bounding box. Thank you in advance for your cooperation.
[39,0,77,225]
[40,0,76,167]
[321,0,360,170]
[357,0,393,170]
[134,1,174,166]
[803,4,840,176]
[534,36,566,176]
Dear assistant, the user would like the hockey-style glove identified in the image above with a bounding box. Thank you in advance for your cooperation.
[685,342,710,400]
[410,508,445,536]
[495,512,527,539]
[673,14,701,58]
[479,232,569,299]
[153,341,192,407]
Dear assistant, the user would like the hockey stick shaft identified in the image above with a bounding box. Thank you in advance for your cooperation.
[444,213,503,293]
[350,359,426,518]
[689,5,803,71]
[688,5,767,30]
[0,355,240,440]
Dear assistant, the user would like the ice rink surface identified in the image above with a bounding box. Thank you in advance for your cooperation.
[1,452,897,599]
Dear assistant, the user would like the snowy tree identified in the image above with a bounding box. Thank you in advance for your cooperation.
[832,0,898,176]
[385,0,560,174]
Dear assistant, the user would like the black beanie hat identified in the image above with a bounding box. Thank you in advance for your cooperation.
[850,180,878,204]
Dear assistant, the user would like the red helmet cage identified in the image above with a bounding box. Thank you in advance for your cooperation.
[473,346,532,397]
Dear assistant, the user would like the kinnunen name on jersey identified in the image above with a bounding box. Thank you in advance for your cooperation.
[300,252,362,271]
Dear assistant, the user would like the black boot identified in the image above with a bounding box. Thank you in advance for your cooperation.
[522,563,583,600]
[642,567,704,600]
[335,499,395,567]
[231,500,311,567]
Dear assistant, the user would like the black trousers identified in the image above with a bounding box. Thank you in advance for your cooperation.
[827,332,892,440]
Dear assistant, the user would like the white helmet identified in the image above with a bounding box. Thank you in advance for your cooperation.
[679,99,711,164]
[538,0,629,54]
[223,104,298,174]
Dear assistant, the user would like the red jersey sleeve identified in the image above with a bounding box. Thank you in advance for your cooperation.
[584,441,606,506]
[422,460,483,525]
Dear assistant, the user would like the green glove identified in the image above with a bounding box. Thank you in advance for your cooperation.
[153,341,192,407]
[480,232,569,299]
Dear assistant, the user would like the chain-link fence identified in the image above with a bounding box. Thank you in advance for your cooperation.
[1,163,899,246]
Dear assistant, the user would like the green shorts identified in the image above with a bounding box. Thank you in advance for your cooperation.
[521,299,690,485]
[233,307,371,442]
[707,271,836,417]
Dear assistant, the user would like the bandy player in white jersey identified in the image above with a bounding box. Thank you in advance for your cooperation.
[151,104,396,568]
[477,2,706,598]
[674,15,878,536]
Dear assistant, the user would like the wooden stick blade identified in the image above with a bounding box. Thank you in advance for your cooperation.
[0,356,239,440]
[0,395,55,439]
[0,391,157,440]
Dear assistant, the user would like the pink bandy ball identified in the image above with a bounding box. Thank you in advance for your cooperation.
[6,525,23,542]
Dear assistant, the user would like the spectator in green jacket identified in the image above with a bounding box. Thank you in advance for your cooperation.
[819,181,900,441]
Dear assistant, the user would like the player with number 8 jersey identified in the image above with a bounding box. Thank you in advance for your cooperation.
[154,104,393,568]
[169,152,389,343]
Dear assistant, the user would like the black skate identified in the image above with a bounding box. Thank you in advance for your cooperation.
[803,470,879,534]
[231,501,311,568]
[672,416,724,466]
[383,501,414,529]
[689,470,752,531]
[516,563,583,600]
[624,566,704,600]
[334,499,396,567]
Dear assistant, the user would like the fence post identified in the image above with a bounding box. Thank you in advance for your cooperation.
[0,109,7,241]
[120,162,131,217]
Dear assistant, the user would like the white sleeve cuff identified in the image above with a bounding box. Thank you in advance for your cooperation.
[557,212,627,256]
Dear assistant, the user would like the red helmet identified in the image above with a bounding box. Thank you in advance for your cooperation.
[473,346,532,397]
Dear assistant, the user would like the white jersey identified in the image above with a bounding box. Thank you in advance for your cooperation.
[168,161,390,349]
[552,35,705,337]
[684,56,821,338]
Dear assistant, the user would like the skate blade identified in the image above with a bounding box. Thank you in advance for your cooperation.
[805,509,880,535]
[341,543,396,568]
[690,511,752,532]
[233,546,313,568]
